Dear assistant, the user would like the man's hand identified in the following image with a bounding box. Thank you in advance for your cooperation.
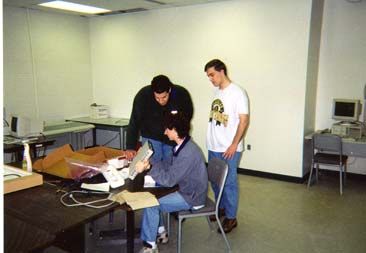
[125,150,137,161]
[223,144,237,160]
[223,114,249,160]
[135,160,150,173]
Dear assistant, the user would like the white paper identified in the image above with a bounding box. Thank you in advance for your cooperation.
[144,175,156,188]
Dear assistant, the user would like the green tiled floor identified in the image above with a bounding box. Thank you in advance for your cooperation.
[45,172,366,253]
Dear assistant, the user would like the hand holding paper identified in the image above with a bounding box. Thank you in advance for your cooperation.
[135,160,150,173]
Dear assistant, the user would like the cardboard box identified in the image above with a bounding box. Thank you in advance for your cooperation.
[4,165,43,194]
[33,144,126,179]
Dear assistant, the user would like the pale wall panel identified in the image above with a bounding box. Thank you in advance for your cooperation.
[7,0,364,177]
[3,7,93,122]
[3,7,37,118]
[316,0,366,174]
[90,0,313,177]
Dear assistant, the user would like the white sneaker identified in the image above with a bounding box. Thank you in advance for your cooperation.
[139,246,159,253]
[156,232,169,244]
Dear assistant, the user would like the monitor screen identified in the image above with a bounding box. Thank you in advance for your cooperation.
[10,115,44,138]
[11,116,18,133]
[332,98,360,122]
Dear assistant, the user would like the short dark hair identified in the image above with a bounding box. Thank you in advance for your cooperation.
[151,75,173,93]
[204,59,227,76]
[163,111,190,139]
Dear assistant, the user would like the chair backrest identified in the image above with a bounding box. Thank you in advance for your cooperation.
[208,158,228,207]
[312,133,343,153]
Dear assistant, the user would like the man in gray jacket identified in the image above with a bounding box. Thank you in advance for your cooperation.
[135,111,208,253]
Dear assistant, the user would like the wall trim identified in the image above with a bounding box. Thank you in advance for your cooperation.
[238,168,305,184]
[237,168,366,184]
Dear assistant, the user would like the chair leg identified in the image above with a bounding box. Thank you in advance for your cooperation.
[205,215,214,231]
[167,212,171,237]
[315,164,319,183]
[307,162,315,189]
[339,165,343,195]
[343,164,347,186]
[216,215,232,252]
[89,220,95,236]
[177,217,182,253]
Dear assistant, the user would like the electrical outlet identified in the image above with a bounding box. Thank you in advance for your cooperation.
[247,144,251,150]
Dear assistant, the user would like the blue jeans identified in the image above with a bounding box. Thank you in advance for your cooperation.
[141,191,191,243]
[208,150,241,219]
[141,137,171,228]
[141,137,173,161]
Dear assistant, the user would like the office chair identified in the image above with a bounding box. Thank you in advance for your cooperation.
[307,133,348,195]
[167,157,231,253]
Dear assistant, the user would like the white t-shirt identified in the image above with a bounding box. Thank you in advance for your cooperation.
[206,83,249,152]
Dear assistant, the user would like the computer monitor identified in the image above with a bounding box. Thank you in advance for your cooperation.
[331,98,360,122]
[10,115,44,138]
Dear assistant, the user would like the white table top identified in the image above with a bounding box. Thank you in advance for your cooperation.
[67,117,129,127]
[43,121,95,136]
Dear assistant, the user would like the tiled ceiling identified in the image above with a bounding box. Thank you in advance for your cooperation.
[3,0,229,16]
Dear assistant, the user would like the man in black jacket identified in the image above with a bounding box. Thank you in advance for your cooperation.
[125,75,193,161]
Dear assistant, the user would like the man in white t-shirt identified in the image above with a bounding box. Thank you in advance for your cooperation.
[205,59,249,233]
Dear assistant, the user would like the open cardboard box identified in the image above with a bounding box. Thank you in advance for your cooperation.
[33,144,126,179]
[4,165,43,194]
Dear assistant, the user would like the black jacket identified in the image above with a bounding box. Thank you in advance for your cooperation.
[126,84,193,149]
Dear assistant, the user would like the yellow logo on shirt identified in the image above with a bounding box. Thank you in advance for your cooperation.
[209,99,228,127]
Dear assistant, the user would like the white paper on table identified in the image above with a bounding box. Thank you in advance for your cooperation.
[144,175,156,188]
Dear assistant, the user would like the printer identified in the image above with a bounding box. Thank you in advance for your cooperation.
[90,104,109,119]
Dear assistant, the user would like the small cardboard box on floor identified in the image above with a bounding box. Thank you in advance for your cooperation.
[33,144,125,179]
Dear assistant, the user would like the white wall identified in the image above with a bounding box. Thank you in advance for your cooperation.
[89,0,313,177]
[316,0,366,129]
[3,6,93,122]
[304,0,324,137]
[4,0,365,177]
[316,0,366,174]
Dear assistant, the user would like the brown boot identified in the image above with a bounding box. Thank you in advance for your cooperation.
[218,218,237,233]
[209,208,225,222]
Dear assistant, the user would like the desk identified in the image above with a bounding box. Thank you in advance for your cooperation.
[303,132,366,175]
[67,117,129,150]
[342,138,366,157]
[3,122,94,164]
[4,172,176,253]
[43,121,95,150]
[5,213,56,252]
[3,138,56,162]
[304,132,366,157]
